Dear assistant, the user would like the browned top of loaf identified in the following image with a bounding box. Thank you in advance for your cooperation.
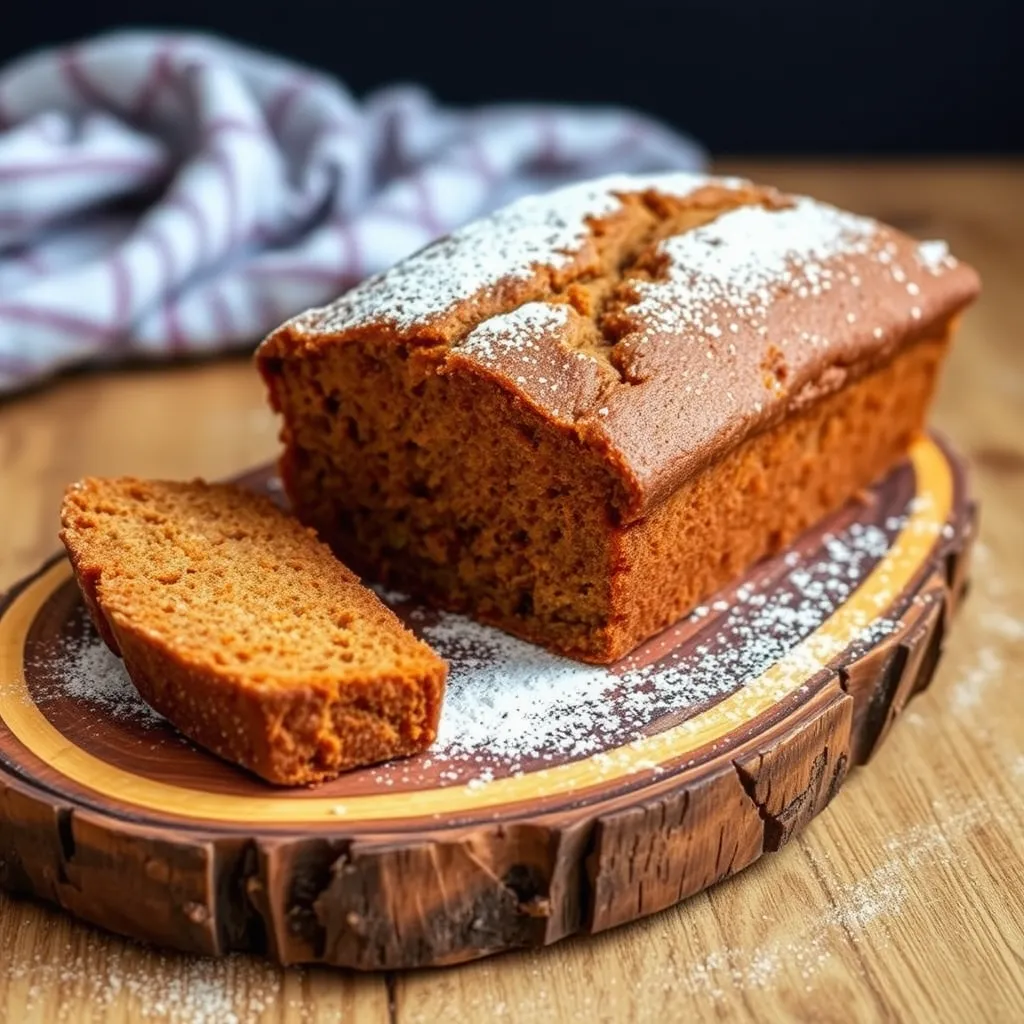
[60,478,445,689]
[258,172,980,514]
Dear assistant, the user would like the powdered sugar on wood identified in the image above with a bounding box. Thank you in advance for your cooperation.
[34,496,931,787]
[422,517,899,772]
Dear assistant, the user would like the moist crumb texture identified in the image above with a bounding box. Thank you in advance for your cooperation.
[59,478,448,784]
[258,172,980,664]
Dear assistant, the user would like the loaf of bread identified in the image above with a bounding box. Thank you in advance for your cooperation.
[258,172,980,664]
[60,478,447,784]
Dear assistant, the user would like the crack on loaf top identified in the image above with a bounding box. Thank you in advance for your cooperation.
[260,171,979,514]
[273,172,763,348]
[428,181,773,424]
[603,197,888,386]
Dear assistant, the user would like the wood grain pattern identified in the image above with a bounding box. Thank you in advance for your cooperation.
[1,161,1022,1022]
[0,437,967,971]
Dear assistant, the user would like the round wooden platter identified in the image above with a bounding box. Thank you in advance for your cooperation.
[0,434,973,971]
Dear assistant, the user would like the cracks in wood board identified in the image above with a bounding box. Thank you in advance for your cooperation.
[0,439,975,971]
[732,759,775,856]
[725,837,743,877]
[221,838,267,958]
[55,806,75,887]
[910,596,948,699]
[733,742,836,855]
[863,643,911,758]
[578,820,600,933]
[714,824,726,877]
[385,971,398,1024]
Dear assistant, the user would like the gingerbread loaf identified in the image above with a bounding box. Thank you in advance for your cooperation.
[60,478,447,784]
[257,172,980,664]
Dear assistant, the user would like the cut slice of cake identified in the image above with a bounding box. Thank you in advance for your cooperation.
[59,477,447,785]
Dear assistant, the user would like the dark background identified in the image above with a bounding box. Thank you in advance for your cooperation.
[3,0,1021,154]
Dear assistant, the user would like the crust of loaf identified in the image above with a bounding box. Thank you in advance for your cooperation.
[60,478,448,784]
[256,173,979,663]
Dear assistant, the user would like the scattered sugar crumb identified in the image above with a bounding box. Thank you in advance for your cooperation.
[28,625,164,727]
[951,646,1007,711]
[0,937,325,1024]
[371,584,413,605]
[676,796,999,1001]
[631,198,879,347]
[424,515,904,778]
[916,239,956,273]
[457,302,570,364]
[948,601,1022,712]
[26,497,933,794]
[939,539,1022,789]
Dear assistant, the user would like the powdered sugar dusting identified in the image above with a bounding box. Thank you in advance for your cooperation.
[295,172,732,334]
[916,239,957,274]
[421,517,903,773]
[30,625,163,727]
[630,198,877,353]
[672,796,1001,1002]
[396,793,1008,1021]
[0,933,332,1024]
[948,542,1023,713]
[28,497,935,786]
[458,302,571,363]
[942,538,1024,792]
[952,646,1009,711]
[897,538,1023,786]
[453,301,597,420]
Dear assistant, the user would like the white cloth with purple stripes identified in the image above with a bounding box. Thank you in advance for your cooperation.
[0,31,704,394]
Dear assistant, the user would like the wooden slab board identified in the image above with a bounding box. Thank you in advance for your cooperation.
[0,434,973,971]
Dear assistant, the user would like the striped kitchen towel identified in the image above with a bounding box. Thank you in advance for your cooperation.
[0,32,704,395]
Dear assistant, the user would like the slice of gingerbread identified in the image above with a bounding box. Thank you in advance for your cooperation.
[59,477,447,785]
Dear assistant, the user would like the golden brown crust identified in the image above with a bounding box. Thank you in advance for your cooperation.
[600,333,951,662]
[256,173,979,663]
[59,478,447,784]
[258,173,979,516]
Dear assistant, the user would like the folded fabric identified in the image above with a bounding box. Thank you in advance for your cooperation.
[0,32,704,396]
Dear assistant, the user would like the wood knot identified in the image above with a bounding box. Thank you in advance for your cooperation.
[183,901,209,924]
[519,896,552,918]
[144,858,171,883]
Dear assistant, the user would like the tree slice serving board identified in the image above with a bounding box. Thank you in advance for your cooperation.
[0,434,973,970]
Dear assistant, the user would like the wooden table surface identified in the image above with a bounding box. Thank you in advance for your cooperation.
[1,161,1021,1024]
